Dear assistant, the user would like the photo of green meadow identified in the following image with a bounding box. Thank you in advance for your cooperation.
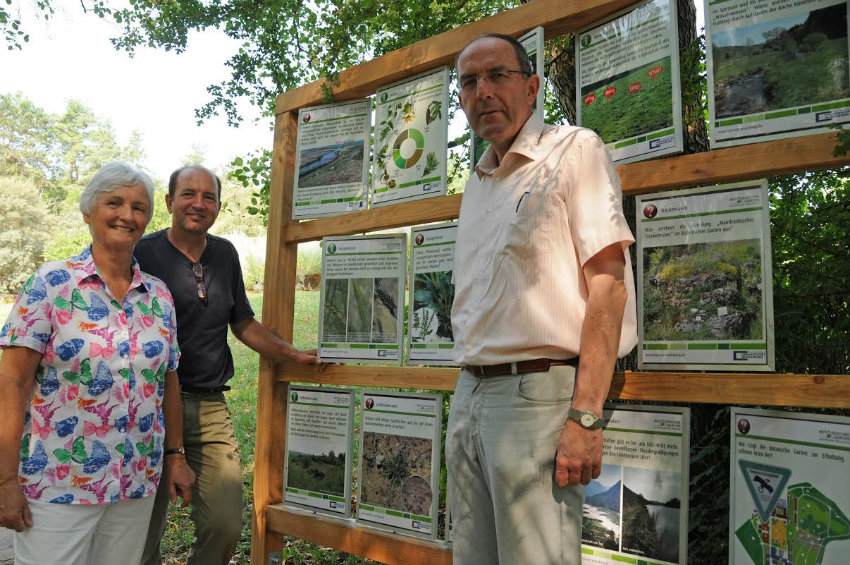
[287,450,347,497]
[712,3,849,118]
[581,55,674,143]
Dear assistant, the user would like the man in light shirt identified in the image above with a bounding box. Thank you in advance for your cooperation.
[447,34,638,564]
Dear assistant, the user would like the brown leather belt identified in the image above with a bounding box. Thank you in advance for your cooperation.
[464,357,578,377]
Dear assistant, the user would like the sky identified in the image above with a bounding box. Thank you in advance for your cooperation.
[0,0,272,183]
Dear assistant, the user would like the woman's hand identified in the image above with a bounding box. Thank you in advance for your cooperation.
[165,455,195,507]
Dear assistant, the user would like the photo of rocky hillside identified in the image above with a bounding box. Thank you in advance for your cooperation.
[643,240,764,341]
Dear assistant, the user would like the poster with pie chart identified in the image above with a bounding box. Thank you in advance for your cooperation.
[371,67,449,208]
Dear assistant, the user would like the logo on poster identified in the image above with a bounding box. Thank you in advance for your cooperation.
[643,204,658,218]
[734,351,765,361]
[737,418,751,434]
[415,234,425,246]
[365,398,374,409]
[302,114,311,123]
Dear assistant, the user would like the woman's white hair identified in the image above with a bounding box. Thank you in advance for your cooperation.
[79,162,156,223]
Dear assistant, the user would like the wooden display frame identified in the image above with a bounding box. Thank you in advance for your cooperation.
[251,0,850,563]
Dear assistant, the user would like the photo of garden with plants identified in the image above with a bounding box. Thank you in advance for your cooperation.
[711,3,849,119]
[359,432,434,516]
[642,240,764,342]
[581,55,674,143]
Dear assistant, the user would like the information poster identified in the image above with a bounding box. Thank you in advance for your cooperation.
[636,181,775,371]
[292,100,371,219]
[470,27,545,169]
[284,386,355,517]
[318,234,406,363]
[372,68,449,207]
[582,405,690,565]
[576,0,683,163]
[730,408,850,565]
[706,0,850,148]
[357,391,442,539]
[408,222,457,365]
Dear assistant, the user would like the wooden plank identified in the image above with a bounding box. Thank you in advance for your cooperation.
[251,110,299,564]
[279,364,459,391]
[275,0,641,115]
[610,372,850,409]
[618,131,847,195]
[284,194,461,244]
[268,504,453,565]
[278,366,850,409]
[282,134,847,244]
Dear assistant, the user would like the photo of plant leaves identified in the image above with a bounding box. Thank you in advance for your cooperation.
[643,240,763,341]
[411,271,454,343]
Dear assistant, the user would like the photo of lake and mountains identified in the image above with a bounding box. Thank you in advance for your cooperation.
[582,466,683,564]
[710,2,849,121]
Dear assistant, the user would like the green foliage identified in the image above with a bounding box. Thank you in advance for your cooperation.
[229,149,271,226]
[296,246,322,289]
[241,255,266,291]
[770,169,850,374]
[0,177,48,293]
[0,93,146,204]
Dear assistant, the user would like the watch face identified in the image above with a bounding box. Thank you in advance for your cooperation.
[581,413,596,427]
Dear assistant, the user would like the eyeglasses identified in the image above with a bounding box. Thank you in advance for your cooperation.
[459,69,530,92]
[192,263,207,303]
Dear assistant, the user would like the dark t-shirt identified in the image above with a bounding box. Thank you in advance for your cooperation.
[134,229,254,388]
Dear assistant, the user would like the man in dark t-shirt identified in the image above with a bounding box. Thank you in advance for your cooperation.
[136,165,322,565]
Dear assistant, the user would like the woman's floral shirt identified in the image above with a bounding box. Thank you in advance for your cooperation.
[0,247,179,504]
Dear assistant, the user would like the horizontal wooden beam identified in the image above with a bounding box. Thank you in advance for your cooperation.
[281,133,846,243]
[268,504,452,565]
[278,365,850,408]
[618,131,848,195]
[278,364,459,391]
[275,0,640,114]
[284,194,461,244]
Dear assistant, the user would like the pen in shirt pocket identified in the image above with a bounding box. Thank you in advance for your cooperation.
[516,191,530,213]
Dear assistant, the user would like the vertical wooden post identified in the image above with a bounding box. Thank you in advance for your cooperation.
[251,109,299,564]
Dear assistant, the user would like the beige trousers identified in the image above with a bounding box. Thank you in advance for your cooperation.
[446,366,583,565]
[142,392,243,565]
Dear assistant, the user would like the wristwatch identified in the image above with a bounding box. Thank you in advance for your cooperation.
[164,446,185,457]
[567,407,606,430]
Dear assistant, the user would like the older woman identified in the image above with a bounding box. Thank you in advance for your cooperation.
[0,162,194,565]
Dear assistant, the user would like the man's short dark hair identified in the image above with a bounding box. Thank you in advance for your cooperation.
[168,165,222,199]
[456,33,534,77]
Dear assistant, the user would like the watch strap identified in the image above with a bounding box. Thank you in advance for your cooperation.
[164,447,185,457]
[567,407,606,429]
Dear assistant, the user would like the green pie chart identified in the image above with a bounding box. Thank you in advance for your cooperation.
[392,128,425,169]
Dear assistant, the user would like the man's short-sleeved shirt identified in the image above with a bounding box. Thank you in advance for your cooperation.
[133,230,254,389]
[451,113,638,365]
[0,247,179,504]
